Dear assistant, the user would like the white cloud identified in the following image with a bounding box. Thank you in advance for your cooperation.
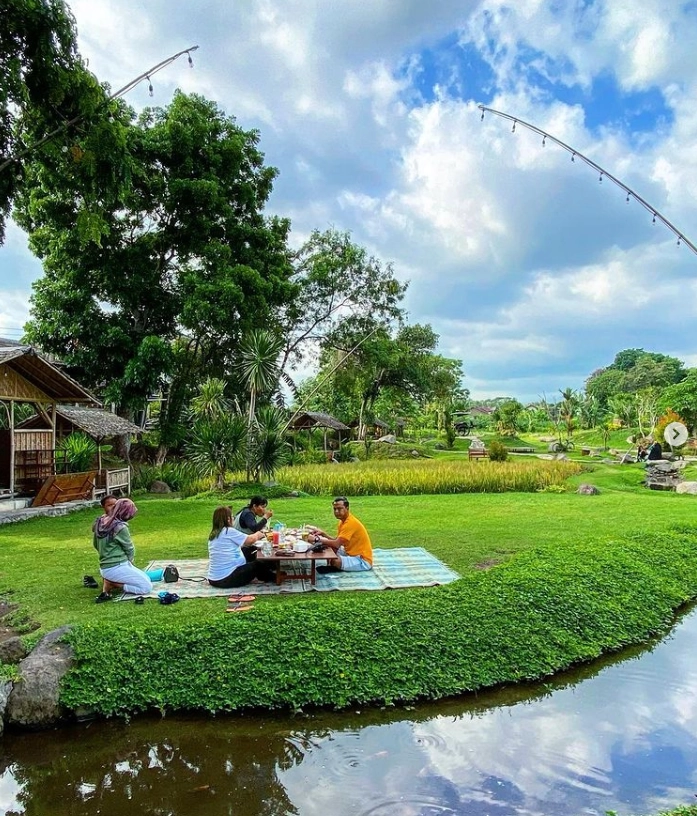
[3,0,697,401]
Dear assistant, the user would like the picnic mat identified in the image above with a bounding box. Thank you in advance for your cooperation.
[121,548,460,600]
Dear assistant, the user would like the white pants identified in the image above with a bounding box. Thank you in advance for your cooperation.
[100,561,153,596]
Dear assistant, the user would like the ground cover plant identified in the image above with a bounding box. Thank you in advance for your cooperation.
[3,461,697,717]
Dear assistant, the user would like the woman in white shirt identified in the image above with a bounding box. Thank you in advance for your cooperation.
[208,506,277,588]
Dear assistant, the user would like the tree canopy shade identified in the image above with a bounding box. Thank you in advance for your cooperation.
[585,348,686,406]
[0,0,128,242]
[19,92,295,427]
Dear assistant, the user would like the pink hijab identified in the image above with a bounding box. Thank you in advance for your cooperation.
[93,498,138,539]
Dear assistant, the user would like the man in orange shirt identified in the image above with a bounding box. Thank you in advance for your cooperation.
[310,497,373,574]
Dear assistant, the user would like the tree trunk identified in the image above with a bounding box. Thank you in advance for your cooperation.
[113,433,131,463]
[154,444,168,467]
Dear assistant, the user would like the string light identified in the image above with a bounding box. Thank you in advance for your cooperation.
[147,76,154,96]
[187,51,194,67]
[475,102,697,257]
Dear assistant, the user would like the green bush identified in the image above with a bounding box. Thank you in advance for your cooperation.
[56,432,97,473]
[488,440,509,462]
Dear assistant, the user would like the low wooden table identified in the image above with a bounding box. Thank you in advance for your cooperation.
[256,547,334,586]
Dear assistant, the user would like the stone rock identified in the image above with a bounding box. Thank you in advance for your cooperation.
[676,482,697,495]
[619,453,635,464]
[149,480,171,494]
[377,434,396,444]
[0,636,28,665]
[411,450,420,457]
[469,437,486,451]
[0,679,13,736]
[6,626,75,729]
[539,436,557,443]
[554,453,569,461]
[576,483,600,495]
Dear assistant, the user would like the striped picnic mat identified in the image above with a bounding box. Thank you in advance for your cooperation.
[121,547,460,600]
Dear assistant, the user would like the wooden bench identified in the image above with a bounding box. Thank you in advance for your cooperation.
[468,448,488,461]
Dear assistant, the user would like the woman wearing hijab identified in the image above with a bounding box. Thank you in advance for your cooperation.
[92,498,152,603]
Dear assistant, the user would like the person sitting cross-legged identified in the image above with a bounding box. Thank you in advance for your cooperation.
[310,497,373,575]
[207,506,277,589]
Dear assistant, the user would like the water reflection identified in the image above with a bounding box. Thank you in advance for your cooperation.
[2,608,697,815]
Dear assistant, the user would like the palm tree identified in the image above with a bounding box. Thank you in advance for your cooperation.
[189,377,230,421]
[235,330,284,479]
[186,413,247,490]
[236,330,284,427]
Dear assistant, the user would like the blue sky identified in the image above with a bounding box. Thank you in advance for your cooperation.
[2,0,696,402]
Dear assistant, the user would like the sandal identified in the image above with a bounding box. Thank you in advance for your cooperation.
[226,605,253,613]
[227,594,255,603]
[158,592,180,605]
[83,575,99,589]
[95,592,112,604]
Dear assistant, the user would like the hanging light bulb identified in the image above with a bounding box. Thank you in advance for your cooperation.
[542,135,546,147]
[188,51,194,67]
[598,172,603,183]
[626,193,630,203]
[480,110,485,121]
[511,121,516,133]
[147,75,154,96]
[652,213,657,224]
[677,236,682,246]
[571,153,575,162]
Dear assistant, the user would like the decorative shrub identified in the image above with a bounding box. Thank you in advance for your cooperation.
[488,440,509,462]
[56,432,97,473]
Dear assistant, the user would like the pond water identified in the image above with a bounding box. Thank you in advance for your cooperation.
[2,607,697,816]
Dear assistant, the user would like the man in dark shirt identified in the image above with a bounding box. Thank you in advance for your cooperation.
[233,496,273,534]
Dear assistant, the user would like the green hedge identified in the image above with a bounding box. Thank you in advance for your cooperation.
[61,524,697,717]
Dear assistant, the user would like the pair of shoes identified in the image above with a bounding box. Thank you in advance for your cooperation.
[95,592,112,604]
[227,594,255,603]
[134,596,145,605]
[83,575,99,589]
[317,565,341,575]
[158,591,180,605]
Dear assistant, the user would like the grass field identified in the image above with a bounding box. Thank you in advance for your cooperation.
[3,457,697,718]
[0,459,695,632]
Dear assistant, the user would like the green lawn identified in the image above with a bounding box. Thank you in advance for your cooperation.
[3,459,697,717]
[1,460,696,632]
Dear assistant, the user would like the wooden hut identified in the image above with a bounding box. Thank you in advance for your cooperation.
[288,411,350,453]
[16,404,141,497]
[0,341,135,505]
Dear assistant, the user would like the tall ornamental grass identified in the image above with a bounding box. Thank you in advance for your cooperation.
[276,458,583,495]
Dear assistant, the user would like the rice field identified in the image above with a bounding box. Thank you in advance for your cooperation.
[276,458,584,495]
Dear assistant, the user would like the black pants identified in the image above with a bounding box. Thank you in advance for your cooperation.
[208,560,277,589]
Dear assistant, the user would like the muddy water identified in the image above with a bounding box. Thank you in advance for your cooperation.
[2,608,697,816]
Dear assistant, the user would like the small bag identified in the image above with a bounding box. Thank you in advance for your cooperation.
[163,565,179,583]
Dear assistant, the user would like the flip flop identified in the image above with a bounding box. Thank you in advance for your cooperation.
[226,605,253,613]
[227,594,255,603]
[158,592,180,605]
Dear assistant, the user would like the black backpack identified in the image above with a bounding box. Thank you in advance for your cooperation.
[163,564,180,583]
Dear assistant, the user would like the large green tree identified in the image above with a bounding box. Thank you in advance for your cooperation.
[586,349,686,407]
[19,92,295,441]
[278,228,407,379]
[1,0,127,242]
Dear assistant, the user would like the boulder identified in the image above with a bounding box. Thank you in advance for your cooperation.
[619,453,635,464]
[469,437,486,451]
[576,484,600,495]
[0,679,13,735]
[676,482,697,495]
[6,626,75,729]
[149,480,171,494]
[0,636,28,665]
[377,434,396,444]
